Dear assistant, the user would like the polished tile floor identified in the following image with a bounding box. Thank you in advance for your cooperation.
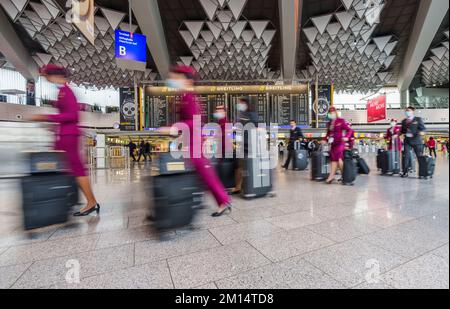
[0,155,448,289]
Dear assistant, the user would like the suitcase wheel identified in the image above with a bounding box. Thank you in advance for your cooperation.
[268,192,276,198]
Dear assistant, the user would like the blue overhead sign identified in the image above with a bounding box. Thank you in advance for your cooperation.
[115,30,147,64]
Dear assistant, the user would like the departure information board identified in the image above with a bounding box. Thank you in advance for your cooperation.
[144,85,309,128]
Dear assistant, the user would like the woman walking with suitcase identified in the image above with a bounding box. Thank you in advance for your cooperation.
[323,107,352,184]
[168,66,231,217]
[30,64,100,216]
[385,119,403,152]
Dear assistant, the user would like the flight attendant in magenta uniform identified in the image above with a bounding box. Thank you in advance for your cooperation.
[323,107,352,184]
[345,122,355,150]
[385,118,403,152]
[168,65,232,217]
[30,64,100,217]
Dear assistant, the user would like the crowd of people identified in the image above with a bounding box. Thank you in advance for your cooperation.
[128,140,152,162]
[26,63,446,222]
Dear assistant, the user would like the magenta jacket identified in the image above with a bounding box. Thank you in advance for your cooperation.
[46,84,80,136]
[325,118,352,145]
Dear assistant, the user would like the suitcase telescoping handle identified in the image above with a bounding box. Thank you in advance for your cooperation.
[294,140,301,150]
[392,137,401,165]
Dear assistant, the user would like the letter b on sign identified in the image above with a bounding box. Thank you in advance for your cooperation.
[119,46,126,56]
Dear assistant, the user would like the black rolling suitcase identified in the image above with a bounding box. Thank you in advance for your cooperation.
[311,146,330,181]
[21,151,77,230]
[418,155,435,179]
[342,150,357,185]
[152,153,203,231]
[293,142,309,171]
[380,150,401,175]
[215,158,236,190]
[356,157,370,175]
[241,129,274,199]
[377,149,386,170]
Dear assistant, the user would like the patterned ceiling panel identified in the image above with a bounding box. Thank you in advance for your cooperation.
[297,0,421,94]
[159,0,281,82]
[0,0,156,89]
[421,29,449,88]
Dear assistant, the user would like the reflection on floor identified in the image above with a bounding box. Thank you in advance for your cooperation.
[0,155,448,289]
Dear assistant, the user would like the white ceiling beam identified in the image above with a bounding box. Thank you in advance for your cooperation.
[132,0,170,78]
[398,0,449,91]
[279,0,302,83]
[0,7,39,80]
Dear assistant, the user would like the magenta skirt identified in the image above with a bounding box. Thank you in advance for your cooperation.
[330,143,345,162]
[55,135,87,177]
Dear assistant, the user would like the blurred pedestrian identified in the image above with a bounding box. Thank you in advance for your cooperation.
[30,64,100,216]
[400,106,426,178]
[128,140,137,162]
[282,120,304,170]
[427,137,437,158]
[230,97,258,195]
[137,140,146,161]
[169,65,231,217]
[145,141,152,161]
[385,119,402,152]
[323,107,352,184]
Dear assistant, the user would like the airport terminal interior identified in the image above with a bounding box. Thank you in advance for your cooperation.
[0,0,449,290]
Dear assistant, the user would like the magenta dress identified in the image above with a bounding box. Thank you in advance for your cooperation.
[46,84,86,177]
[179,93,230,206]
[326,118,352,162]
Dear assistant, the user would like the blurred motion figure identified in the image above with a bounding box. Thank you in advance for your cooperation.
[323,107,352,184]
[168,66,232,217]
[30,64,100,216]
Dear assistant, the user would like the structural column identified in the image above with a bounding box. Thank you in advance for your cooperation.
[279,0,302,84]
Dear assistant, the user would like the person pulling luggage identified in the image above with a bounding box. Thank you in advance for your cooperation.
[400,107,426,178]
[168,65,232,217]
[385,119,403,152]
[345,122,355,151]
[229,97,259,195]
[282,120,304,170]
[213,105,236,190]
[322,107,352,184]
[29,64,100,217]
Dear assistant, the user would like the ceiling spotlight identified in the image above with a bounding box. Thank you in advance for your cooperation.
[227,49,232,55]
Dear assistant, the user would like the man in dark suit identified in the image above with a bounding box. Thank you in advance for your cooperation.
[400,106,426,178]
[282,120,304,170]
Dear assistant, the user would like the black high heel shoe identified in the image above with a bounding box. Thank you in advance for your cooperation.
[73,204,100,217]
[211,204,232,217]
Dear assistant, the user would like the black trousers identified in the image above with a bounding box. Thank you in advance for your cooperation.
[284,149,295,168]
[429,147,437,158]
[138,152,150,161]
[403,143,423,173]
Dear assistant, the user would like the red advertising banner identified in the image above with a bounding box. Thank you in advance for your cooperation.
[367,95,387,123]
